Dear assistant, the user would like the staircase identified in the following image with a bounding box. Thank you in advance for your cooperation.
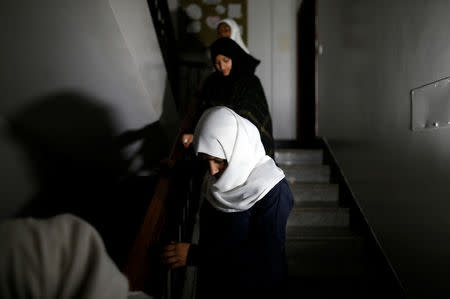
[276,147,405,298]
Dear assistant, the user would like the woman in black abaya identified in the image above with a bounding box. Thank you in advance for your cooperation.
[181,37,275,158]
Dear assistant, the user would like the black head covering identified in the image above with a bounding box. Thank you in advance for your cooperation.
[210,37,260,77]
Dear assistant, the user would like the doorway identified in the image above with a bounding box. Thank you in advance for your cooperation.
[297,0,318,146]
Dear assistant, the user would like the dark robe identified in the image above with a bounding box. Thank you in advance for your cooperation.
[187,179,294,299]
[184,38,275,158]
[198,72,275,158]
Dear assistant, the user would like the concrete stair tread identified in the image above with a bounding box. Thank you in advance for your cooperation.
[276,148,323,153]
[289,182,338,188]
[286,276,378,299]
[281,164,329,170]
[286,226,360,240]
[289,182,339,204]
[287,206,350,228]
[286,235,367,277]
[286,236,365,255]
[281,164,331,183]
[293,201,340,208]
[275,149,323,165]
[289,206,349,213]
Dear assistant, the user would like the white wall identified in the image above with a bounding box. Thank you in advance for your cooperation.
[248,0,298,139]
[109,0,167,123]
[1,0,167,132]
[318,0,450,296]
[0,0,170,218]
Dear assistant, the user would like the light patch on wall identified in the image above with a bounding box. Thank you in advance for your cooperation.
[108,0,166,122]
[186,3,203,20]
[206,16,221,29]
[277,33,291,52]
[228,3,242,18]
[216,5,226,14]
[411,77,450,131]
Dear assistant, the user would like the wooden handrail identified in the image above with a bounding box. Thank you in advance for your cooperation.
[123,96,200,291]
[124,0,209,291]
[123,176,169,290]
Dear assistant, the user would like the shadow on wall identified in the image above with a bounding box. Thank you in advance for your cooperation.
[116,81,179,176]
[7,90,159,269]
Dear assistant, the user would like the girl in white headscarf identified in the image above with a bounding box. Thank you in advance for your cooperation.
[216,18,250,54]
[162,107,294,299]
[0,214,152,299]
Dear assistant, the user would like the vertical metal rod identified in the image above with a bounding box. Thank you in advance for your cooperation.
[166,269,172,299]
[186,198,190,216]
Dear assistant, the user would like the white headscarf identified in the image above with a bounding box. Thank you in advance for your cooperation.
[0,214,130,299]
[216,18,250,54]
[193,106,284,212]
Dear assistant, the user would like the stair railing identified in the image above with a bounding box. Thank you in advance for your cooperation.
[147,0,180,107]
[123,2,209,297]
[122,107,202,296]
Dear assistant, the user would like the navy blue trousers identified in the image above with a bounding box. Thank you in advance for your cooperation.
[193,178,294,299]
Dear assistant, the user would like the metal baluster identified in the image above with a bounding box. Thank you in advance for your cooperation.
[166,269,172,299]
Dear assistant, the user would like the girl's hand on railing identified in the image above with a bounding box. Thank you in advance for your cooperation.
[161,242,191,269]
[181,134,194,148]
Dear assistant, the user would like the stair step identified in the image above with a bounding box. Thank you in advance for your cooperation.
[290,183,339,205]
[282,165,330,183]
[287,207,350,228]
[286,276,371,299]
[275,149,323,165]
[286,226,356,241]
[286,236,366,277]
